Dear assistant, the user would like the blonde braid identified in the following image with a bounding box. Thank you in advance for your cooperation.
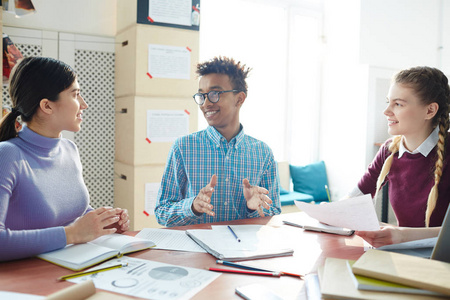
[374,135,402,200]
[425,115,449,226]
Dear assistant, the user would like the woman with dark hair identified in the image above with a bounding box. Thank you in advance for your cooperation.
[0,57,129,261]
[353,66,450,247]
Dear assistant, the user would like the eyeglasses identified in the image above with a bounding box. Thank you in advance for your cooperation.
[192,90,241,105]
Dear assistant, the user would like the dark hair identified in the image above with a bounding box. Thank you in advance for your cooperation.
[196,56,251,95]
[0,57,77,142]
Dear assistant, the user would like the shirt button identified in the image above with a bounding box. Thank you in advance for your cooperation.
[224,202,228,206]
[226,156,229,160]
[225,178,229,182]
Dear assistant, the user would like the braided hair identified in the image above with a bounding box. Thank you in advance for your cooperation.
[375,67,450,226]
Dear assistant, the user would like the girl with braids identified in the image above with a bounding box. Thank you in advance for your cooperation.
[353,66,450,247]
[0,57,129,261]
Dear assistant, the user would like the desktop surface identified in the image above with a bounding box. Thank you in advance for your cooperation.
[0,212,366,299]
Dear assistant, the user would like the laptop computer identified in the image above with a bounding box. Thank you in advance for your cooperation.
[430,204,450,262]
[377,204,450,263]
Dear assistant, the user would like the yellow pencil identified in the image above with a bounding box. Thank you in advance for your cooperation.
[58,263,128,281]
[324,185,331,202]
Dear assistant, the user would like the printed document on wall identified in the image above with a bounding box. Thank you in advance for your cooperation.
[148,0,192,26]
[145,183,161,216]
[147,110,189,143]
[148,44,191,79]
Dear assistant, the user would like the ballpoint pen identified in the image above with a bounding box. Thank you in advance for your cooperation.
[227,225,241,242]
[58,263,128,281]
[209,267,281,277]
[216,260,303,279]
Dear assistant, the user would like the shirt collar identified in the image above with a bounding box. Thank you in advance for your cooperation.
[206,125,245,149]
[398,126,439,158]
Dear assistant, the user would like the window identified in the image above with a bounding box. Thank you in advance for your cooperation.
[199,0,323,164]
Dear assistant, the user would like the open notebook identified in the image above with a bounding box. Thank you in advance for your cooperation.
[38,234,155,271]
[186,225,294,261]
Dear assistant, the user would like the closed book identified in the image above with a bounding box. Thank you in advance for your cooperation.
[352,249,450,296]
[38,233,155,271]
[321,257,448,300]
[186,225,294,261]
[347,260,445,296]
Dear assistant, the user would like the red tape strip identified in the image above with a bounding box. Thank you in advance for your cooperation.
[147,72,153,79]
[143,211,149,216]
[184,109,190,115]
[186,46,192,52]
[192,5,199,12]
[147,16,154,23]
[146,138,151,144]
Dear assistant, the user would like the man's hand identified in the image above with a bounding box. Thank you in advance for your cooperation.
[192,174,217,216]
[242,178,272,217]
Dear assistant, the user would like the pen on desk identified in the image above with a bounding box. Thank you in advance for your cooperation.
[217,260,272,272]
[325,185,331,202]
[216,260,303,279]
[227,225,241,242]
[209,267,281,277]
[58,263,128,281]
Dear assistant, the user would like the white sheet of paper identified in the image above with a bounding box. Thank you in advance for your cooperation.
[135,228,206,253]
[149,0,192,26]
[377,237,437,250]
[68,256,219,300]
[145,182,160,216]
[148,44,191,79]
[146,110,189,143]
[294,194,380,231]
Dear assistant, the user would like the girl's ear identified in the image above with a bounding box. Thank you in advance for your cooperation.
[425,102,439,120]
[38,99,53,115]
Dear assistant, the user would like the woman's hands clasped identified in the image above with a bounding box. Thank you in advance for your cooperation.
[64,207,129,245]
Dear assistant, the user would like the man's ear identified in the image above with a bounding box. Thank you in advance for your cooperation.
[425,102,439,120]
[236,92,246,107]
[39,99,54,115]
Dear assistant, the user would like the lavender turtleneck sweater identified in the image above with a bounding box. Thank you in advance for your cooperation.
[0,125,91,261]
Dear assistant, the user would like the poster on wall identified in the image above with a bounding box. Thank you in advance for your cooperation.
[137,0,200,31]
[145,182,160,216]
[146,110,189,143]
[148,44,191,80]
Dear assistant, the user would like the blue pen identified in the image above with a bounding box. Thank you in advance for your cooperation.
[216,260,304,278]
[227,225,241,242]
[216,260,273,272]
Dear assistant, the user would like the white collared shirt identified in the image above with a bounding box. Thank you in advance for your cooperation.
[398,126,439,158]
[346,126,439,198]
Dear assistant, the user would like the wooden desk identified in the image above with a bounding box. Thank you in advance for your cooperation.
[0,212,365,299]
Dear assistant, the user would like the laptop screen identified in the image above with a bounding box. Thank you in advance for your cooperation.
[431,204,450,263]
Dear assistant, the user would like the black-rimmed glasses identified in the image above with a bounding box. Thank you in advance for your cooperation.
[192,90,241,105]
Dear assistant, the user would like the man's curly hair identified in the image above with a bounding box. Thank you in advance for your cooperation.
[196,56,251,95]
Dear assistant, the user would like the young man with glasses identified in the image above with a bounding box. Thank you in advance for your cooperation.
[155,56,281,227]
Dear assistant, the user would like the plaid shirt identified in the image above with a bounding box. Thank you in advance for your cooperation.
[155,125,280,227]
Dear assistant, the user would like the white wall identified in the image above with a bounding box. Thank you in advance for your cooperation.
[320,0,367,200]
[321,0,447,200]
[3,0,117,37]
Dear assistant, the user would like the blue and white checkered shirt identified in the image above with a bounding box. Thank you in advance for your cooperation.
[155,125,281,227]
